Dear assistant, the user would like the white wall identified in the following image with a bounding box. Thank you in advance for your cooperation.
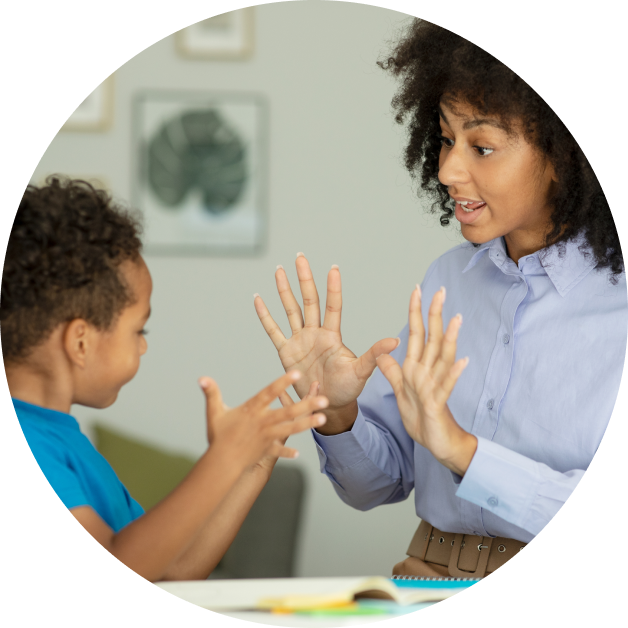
[31,1,462,577]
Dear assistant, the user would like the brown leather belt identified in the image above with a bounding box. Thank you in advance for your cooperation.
[403,520,527,578]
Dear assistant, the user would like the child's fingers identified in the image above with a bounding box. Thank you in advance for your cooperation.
[251,371,302,409]
[278,390,295,408]
[275,265,305,334]
[270,394,328,424]
[269,441,300,460]
[198,377,224,418]
[272,413,327,440]
[278,381,319,408]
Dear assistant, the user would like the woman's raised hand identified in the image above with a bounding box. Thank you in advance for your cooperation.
[199,371,329,468]
[254,253,399,433]
[375,286,478,476]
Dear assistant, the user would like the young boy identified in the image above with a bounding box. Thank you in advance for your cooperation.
[2,177,328,582]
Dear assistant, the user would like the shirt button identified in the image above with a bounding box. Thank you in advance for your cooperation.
[488,496,499,507]
[486,399,494,410]
[502,334,510,345]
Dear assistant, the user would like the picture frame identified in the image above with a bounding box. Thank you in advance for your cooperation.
[175,8,254,60]
[133,90,267,256]
[61,76,114,132]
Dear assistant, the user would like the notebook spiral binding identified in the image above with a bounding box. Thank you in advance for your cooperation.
[391,575,481,582]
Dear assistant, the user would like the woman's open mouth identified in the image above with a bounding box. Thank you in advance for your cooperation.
[453,199,487,224]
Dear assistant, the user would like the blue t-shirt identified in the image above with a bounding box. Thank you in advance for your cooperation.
[14,398,144,532]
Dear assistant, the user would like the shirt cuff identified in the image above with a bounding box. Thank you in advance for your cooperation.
[311,409,373,470]
[455,436,541,529]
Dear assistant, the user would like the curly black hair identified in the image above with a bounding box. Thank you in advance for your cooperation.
[1,177,143,363]
[378,19,622,278]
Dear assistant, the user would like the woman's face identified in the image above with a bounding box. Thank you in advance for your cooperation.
[437,100,557,260]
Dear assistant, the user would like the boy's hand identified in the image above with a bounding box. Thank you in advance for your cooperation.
[254,253,399,434]
[199,371,328,469]
[376,286,477,476]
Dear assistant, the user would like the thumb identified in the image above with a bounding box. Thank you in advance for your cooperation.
[375,354,403,396]
[199,377,224,419]
[355,337,400,382]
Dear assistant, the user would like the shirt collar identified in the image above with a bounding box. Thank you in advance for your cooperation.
[462,235,598,297]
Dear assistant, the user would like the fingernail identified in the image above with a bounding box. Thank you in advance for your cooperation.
[317,398,329,408]
[276,264,283,271]
[331,264,339,270]
[288,370,301,380]
[198,377,210,389]
[317,415,327,426]
[292,451,300,459]
[415,283,421,298]
[396,337,401,346]
[464,357,470,366]
[441,286,446,299]
[457,313,463,323]
[253,293,259,300]
[296,252,304,258]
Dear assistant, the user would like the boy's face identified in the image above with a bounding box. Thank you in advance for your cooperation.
[75,257,152,408]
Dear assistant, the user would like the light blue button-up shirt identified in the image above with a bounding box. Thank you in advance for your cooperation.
[313,237,627,543]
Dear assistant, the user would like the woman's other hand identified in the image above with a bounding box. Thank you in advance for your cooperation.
[254,253,399,434]
[198,372,328,469]
[376,286,478,476]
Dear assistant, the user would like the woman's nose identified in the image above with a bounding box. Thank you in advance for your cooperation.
[438,145,471,188]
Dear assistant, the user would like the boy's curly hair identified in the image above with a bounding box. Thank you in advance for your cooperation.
[1,177,143,363]
[379,19,622,278]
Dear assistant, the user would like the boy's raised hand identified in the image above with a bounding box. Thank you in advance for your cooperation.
[199,371,328,468]
[254,254,399,433]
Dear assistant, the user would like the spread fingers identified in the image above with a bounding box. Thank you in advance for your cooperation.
[275,265,305,334]
[322,265,342,332]
[254,295,288,351]
[295,253,321,328]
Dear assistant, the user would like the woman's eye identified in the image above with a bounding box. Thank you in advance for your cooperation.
[438,135,454,148]
[475,145,494,157]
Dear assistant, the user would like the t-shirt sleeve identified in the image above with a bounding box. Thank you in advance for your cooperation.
[25,428,91,510]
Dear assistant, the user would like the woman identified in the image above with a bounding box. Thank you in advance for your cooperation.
[254,19,626,578]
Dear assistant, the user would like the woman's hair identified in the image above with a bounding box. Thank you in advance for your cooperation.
[379,19,622,278]
[1,177,143,363]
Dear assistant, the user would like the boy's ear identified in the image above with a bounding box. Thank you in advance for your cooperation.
[63,319,91,369]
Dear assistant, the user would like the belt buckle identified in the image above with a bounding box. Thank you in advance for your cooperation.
[448,534,493,578]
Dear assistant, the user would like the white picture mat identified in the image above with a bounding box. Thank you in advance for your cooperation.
[177,8,253,58]
[135,93,265,252]
[62,76,113,131]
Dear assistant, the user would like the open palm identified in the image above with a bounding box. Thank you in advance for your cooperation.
[254,253,398,413]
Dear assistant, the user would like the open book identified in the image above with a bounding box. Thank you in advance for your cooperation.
[257,576,476,611]
[157,576,478,612]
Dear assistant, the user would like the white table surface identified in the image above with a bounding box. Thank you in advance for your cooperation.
[157,578,436,627]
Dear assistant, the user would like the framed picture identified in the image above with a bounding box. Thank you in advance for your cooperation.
[61,76,114,132]
[176,8,254,60]
[133,90,267,255]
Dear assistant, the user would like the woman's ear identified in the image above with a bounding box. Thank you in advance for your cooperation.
[63,319,91,369]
